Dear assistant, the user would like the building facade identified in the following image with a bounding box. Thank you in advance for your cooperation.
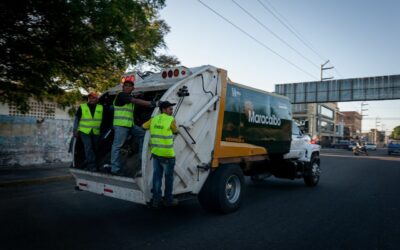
[366,129,385,146]
[341,111,362,138]
[0,100,73,166]
[292,102,338,147]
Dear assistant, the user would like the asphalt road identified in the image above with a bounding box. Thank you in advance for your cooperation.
[1,149,399,250]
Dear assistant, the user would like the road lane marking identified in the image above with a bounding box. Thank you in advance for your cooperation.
[320,153,400,162]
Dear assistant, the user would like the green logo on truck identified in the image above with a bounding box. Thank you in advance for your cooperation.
[248,111,281,126]
[222,82,292,154]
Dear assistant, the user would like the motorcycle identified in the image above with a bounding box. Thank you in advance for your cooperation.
[353,146,368,156]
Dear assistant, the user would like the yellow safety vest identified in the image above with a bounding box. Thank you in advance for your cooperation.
[79,103,103,135]
[150,113,175,157]
[113,93,135,127]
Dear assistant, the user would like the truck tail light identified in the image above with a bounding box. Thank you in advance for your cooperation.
[162,71,167,79]
[174,69,179,77]
[168,70,173,78]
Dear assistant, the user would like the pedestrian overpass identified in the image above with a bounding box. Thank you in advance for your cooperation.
[275,74,400,103]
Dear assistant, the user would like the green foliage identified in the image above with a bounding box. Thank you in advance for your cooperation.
[0,0,179,113]
[390,126,400,140]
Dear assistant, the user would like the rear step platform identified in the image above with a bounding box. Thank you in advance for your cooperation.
[70,168,146,204]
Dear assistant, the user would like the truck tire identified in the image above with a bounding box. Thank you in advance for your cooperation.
[303,155,320,187]
[198,164,244,214]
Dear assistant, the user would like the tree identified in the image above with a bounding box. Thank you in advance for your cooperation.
[390,126,400,140]
[0,0,179,112]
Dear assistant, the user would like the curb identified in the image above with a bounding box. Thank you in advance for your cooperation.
[0,174,73,187]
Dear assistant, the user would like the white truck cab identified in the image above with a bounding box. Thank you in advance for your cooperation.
[285,122,320,162]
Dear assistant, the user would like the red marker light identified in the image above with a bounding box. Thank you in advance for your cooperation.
[168,70,173,78]
[162,71,167,79]
[174,69,179,77]
[128,75,135,82]
[181,70,186,75]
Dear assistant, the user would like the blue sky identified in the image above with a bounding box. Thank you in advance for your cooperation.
[159,0,400,133]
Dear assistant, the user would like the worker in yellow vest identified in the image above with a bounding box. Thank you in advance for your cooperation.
[107,78,157,175]
[73,92,104,171]
[143,101,178,207]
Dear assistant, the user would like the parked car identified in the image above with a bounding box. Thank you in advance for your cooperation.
[348,141,357,150]
[331,140,350,149]
[388,141,400,155]
[365,143,377,151]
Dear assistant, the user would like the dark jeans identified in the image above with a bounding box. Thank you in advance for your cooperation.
[80,132,100,170]
[152,155,175,202]
[111,125,145,173]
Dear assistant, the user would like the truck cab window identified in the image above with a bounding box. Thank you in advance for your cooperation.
[292,123,302,136]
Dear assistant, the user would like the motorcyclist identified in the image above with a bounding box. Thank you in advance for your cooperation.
[354,137,368,155]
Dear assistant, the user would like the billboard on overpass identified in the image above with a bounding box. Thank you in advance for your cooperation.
[275,75,400,104]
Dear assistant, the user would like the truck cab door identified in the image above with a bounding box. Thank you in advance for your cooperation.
[285,122,308,159]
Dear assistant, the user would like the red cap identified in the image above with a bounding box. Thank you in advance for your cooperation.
[123,75,135,85]
[88,92,98,98]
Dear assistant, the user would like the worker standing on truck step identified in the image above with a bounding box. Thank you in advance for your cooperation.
[73,92,104,171]
[143,101,178,207]
[106,77,157,176]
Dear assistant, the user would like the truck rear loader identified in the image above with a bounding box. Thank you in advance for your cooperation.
[71,65,321,213]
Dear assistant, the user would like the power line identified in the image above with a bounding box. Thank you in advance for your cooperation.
[260,0,346,80]
[231,0,320,69]
[197,0,318,80]
[258,0,326,62]
[259,0,344,79]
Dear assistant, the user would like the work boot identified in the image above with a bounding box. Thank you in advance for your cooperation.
[163,198,179,207]
[111,169,124,177]
[151,199,161,209]
[103,164,111,174]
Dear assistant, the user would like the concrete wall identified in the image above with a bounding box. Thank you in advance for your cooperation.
[0,101,74,167]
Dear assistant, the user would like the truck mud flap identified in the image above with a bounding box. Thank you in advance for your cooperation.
[70,169,146,204]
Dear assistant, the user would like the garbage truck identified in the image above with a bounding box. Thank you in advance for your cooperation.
[70,65,321,213]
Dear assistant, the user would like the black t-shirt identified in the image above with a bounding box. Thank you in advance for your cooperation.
[114,92,133,106]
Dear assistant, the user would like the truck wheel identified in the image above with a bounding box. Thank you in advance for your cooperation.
[304,155,320,187]
[198,164,244,213]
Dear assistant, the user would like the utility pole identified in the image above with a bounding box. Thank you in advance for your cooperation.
[320,60,334,81]
[374,117,381,144]
[361,102,368,116]
[319,60,334,145]
[360,102,368,136]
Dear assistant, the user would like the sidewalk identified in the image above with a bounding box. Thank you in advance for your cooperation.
[0,162,73,187]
